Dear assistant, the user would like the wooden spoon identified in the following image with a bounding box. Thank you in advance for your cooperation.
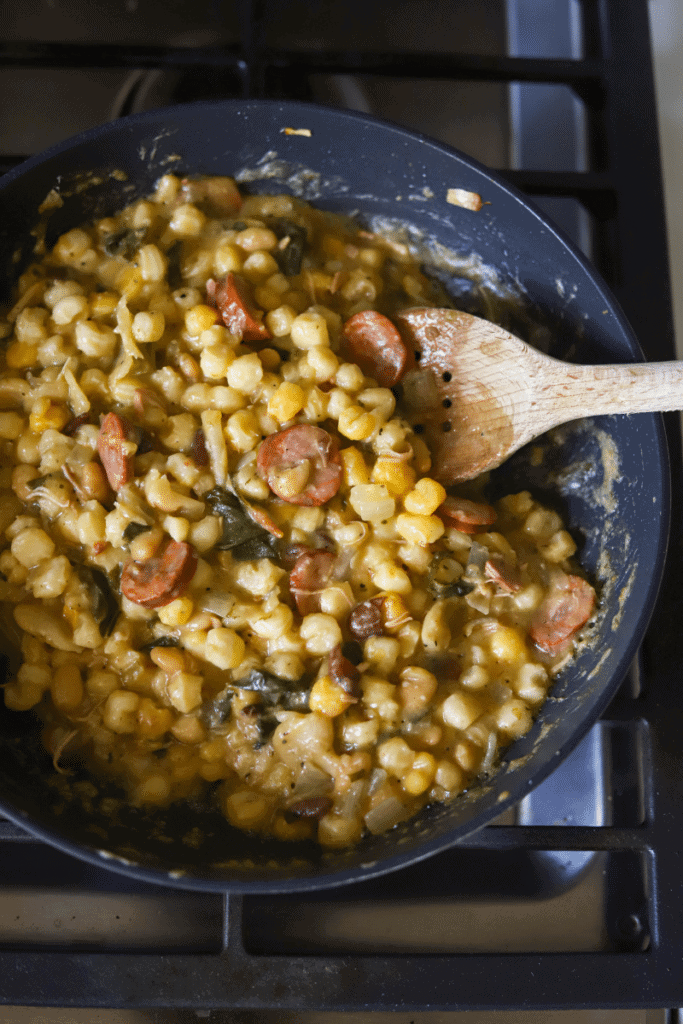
[396,307,683,484]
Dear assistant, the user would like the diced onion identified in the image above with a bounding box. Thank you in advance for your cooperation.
[364,796,407,835]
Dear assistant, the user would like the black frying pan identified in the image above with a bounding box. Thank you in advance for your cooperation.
[0,99,669,893]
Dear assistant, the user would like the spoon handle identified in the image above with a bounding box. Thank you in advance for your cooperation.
[541,359,683,423]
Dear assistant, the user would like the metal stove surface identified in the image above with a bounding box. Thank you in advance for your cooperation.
[0,0,681,1017]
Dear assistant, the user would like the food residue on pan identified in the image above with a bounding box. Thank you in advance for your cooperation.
[446,188,483,211]
[281,127,313,137]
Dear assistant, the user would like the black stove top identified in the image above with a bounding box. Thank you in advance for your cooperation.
[1,0,680,1013]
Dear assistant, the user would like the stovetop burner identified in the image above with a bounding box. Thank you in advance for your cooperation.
[0,0,680,1014]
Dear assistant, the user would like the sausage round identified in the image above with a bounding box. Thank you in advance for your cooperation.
[341,310,409,387]
[437,495,497,534]
[257,425,342,507]
[289,549,336,615]
[120,540,198,609]
[97,412,136,491]
[529,574,595,653]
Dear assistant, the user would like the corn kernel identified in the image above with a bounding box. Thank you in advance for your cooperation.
[372,457,416,497]
[52,663,84,711]
[6,340,38,369]
[132,310,166,343]
[378,736,415,776]
[205,627,246,670]
[340,446,370,487]
[396,512,445,546]
[213,242,244,275]
[382,594,412,629]
[489,624,529,663]
[137,698,174,738]
[404,477,447,516]
[28,397,70,434]
[185,304,219,336]
[157,597,194,627]
[267,381,305,423]
[308,675,354,717]
[225,790,270,830]
[89,291,119,318]
[442,691,482,730]
[337,405,376,441]
[116,265,143,301]
[403,751,436,795]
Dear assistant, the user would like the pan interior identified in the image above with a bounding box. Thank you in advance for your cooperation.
[0,100,668,891]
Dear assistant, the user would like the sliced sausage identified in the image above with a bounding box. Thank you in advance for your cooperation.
[207,273,271,342]
[529,574,595,654]
[289,549,335,615]
[242,501,284,539]
[341,310,409,387]
[348,597,384,642]
[121,540,198,609]
[328,643,361,699]
[286,796,333,821]
[62,412,90,437]
[484,554,522,593]
[97,412,137,491]
[257,425,342,507]
[438,495,497,534]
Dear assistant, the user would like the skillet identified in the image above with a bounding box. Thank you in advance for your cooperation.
[0,98,669,892]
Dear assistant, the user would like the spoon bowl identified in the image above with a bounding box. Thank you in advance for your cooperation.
[398,307,683,483]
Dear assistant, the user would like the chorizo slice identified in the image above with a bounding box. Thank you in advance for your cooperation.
[257,425,342,507]
[438,495,497,534]
[207,273,271,342]
[289,549,335,615]
[121,540,198,609]
[484,554,522,593]
[529,573,595,654]
[341,310,409,388]
[97,412,137,491]
[348,597,384,642]
[328,643,361,699]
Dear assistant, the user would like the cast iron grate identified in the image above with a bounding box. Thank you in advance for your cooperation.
[0,0,680,1011]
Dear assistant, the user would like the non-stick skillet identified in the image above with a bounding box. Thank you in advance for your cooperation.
[0,99,669,893]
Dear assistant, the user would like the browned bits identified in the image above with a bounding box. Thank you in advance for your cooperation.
[61,412,90,437]
[348,597,384,642]
[328,643,361,699]
[286,796,333,821]
[190,428,209,466]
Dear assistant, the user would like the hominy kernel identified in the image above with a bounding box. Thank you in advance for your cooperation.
[132,310,166,344]
[337,405,376,441]
[267,381,305,423]
[290,311,329,349]
[442,691,483,730]
[403,477,447,516]
[396,512,445,546]
[371,458,416,497]
[185,304,219,336]
[52,663,84,711]
[158,597,194,627]
[309,675,354,717]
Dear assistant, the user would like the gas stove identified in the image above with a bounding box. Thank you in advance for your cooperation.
[0,0,680,1016]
